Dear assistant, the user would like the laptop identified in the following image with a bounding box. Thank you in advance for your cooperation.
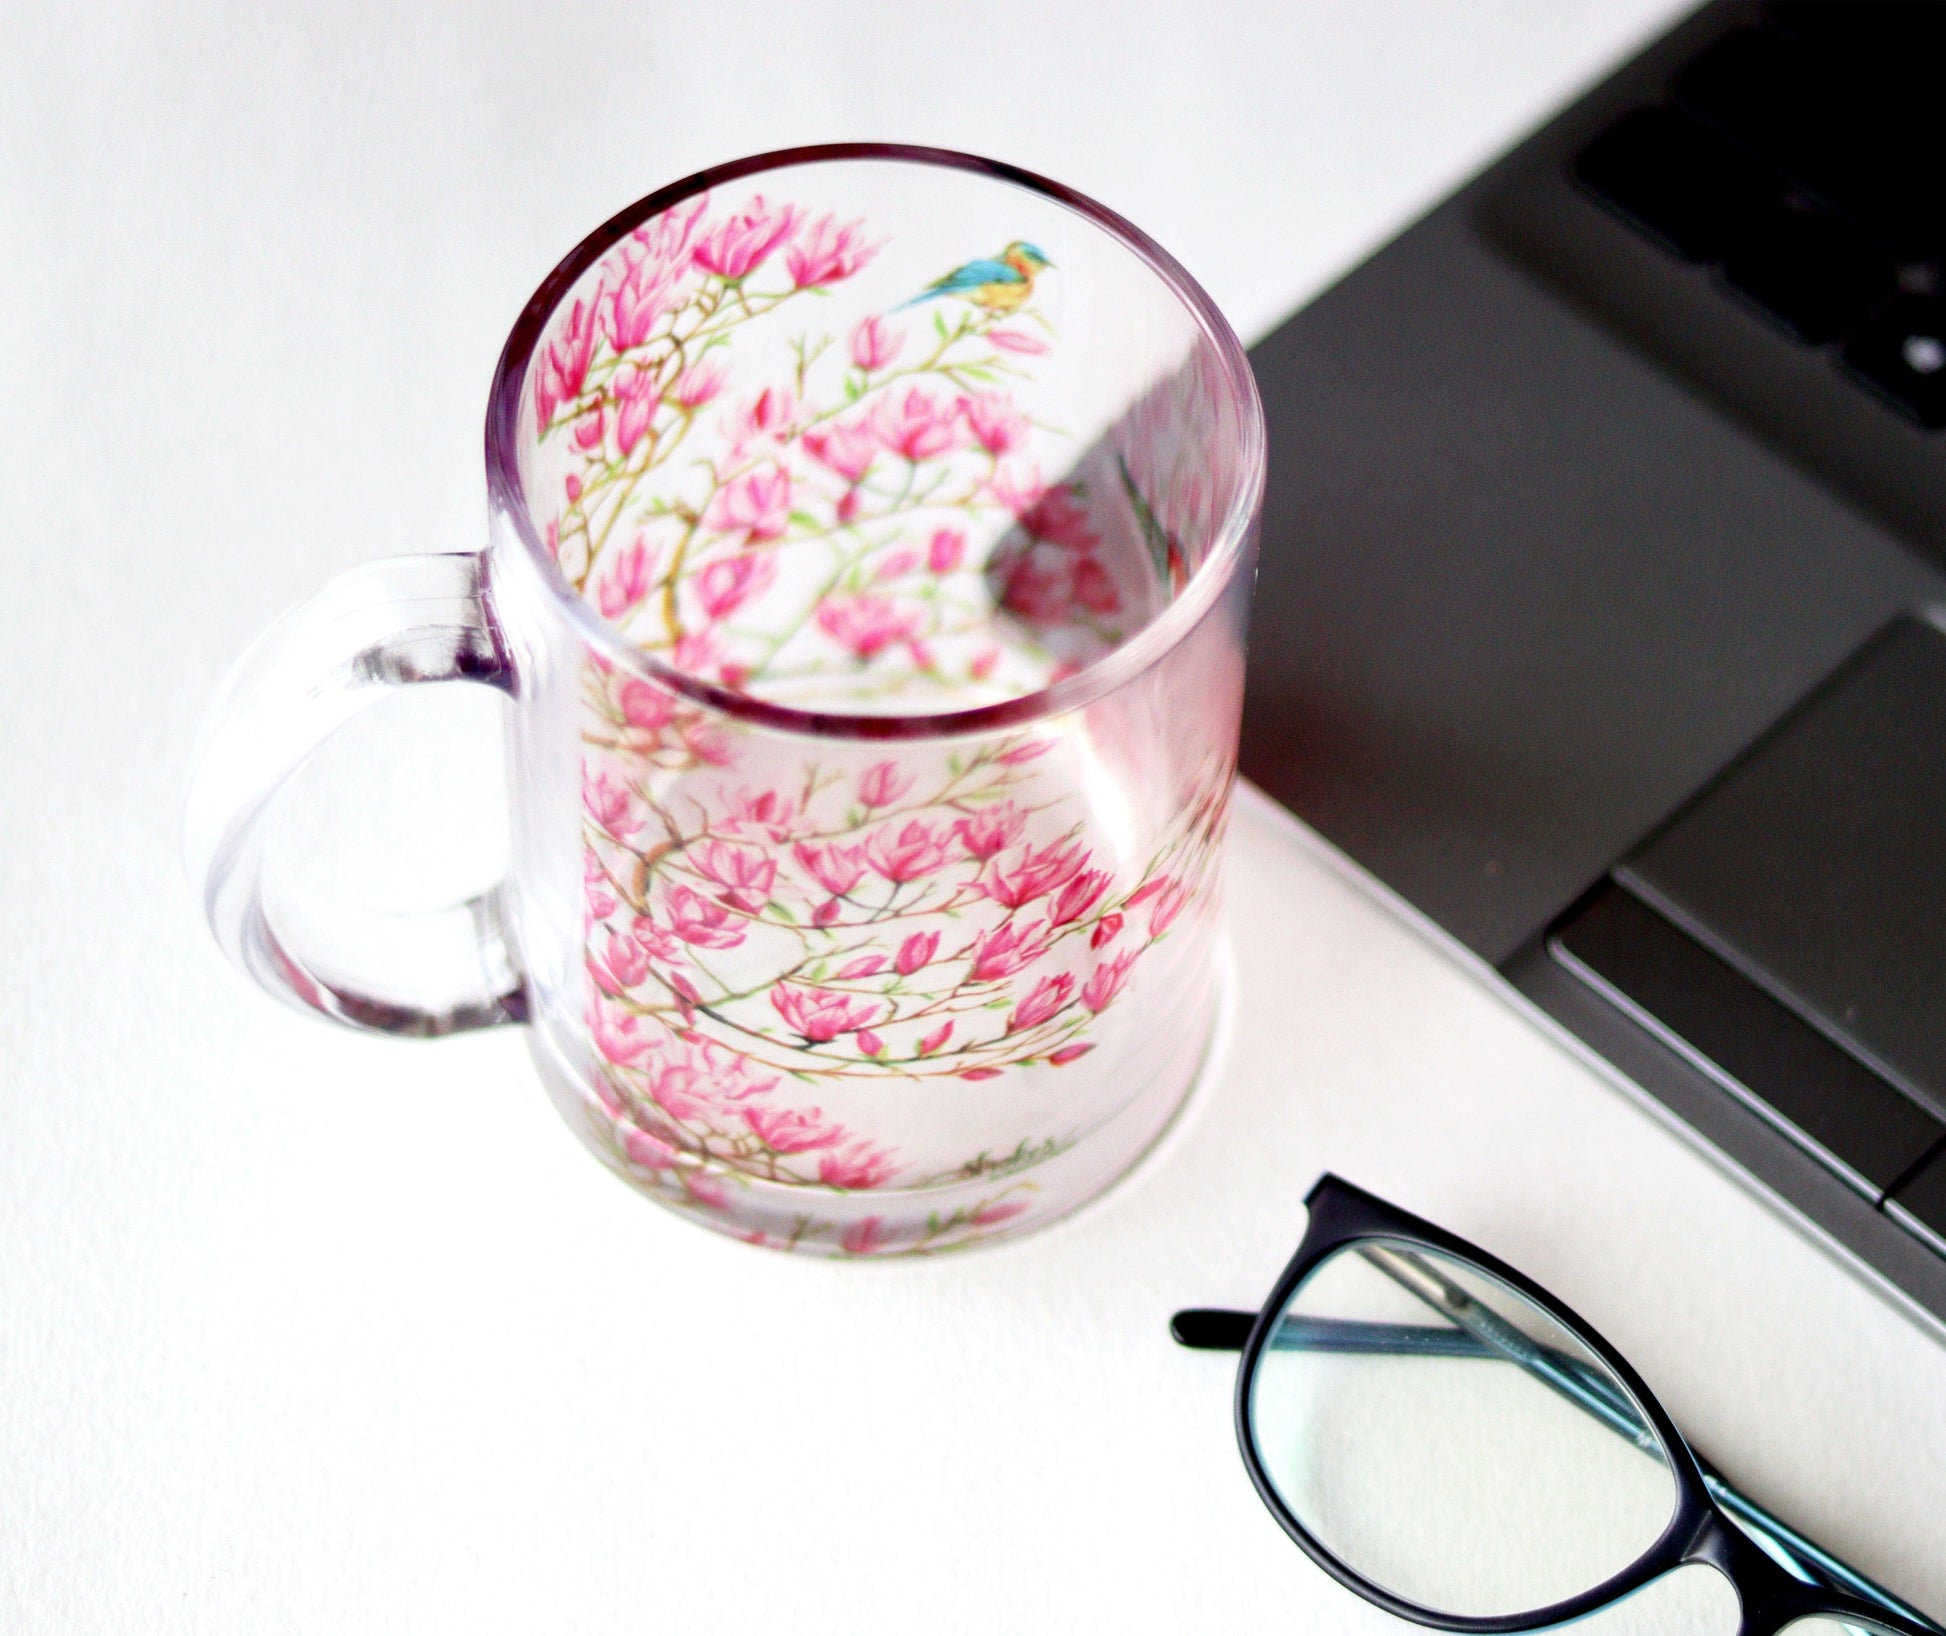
[1242,0,1946,1326]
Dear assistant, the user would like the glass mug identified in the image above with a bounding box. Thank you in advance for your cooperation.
[184,145,1264,1256]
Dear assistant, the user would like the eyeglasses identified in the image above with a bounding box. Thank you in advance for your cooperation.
[1172,1175,1943,1636]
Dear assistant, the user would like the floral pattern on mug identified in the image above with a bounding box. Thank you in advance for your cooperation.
[528,191,1141,712]
[575,658,1233,1253]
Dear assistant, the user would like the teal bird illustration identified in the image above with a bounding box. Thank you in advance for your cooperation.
[895,241,1053,314]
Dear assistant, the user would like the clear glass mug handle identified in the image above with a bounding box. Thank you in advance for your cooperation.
[182,552,527,1036]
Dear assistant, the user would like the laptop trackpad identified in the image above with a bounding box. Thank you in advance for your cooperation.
[1615,617,1946,1119]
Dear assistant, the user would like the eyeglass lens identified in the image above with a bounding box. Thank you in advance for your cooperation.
[1245,1239,1680,1620]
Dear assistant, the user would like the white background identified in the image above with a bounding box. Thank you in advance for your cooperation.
[7,3,1944,1631]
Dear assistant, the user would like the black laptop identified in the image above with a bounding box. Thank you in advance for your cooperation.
[1243,0,1946,1324]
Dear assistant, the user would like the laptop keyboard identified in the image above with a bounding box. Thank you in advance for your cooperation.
[1573,2,1946,428]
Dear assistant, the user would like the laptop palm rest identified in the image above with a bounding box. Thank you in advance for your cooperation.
[1553,617,1946,1242]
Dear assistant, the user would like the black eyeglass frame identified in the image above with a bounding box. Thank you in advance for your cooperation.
[1232,1174,1934,1636]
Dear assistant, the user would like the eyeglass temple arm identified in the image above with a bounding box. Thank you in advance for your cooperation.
[1170,1301,1941,1633]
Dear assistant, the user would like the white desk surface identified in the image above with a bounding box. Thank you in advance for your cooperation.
[7,3,1944,1631]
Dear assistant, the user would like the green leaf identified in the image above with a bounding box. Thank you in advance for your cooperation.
[933,310,948,339]
[787,510,820,529]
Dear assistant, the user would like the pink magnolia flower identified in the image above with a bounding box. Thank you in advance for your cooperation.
[680,718,735,766]
[813,897,843,927]
[863,819,956,883]
[690,839,776,910]
[573,407,607,452]
[896,930,939,975]
[695,551,776,623]
[835,485,864,526]
[959,1066,1002,1081]
[1082,950,1138,1013]
[998,738,1053,765]
[822,1142,898,1190]
[621,1126,679,1171]
[672,629,720,676]
[987,458,1043,517]
[988,327,1050,355]
[1047,1042,1094,1067]
[996,555,1071,623]
[972,1198,1031,1227]
[693,195,802,279]
[722,787,798,840]
[841,1215,890,1252]
[629,913,681,962]
[614,365,660,457]
[643,1053,711,1121]
[590,997,651,1066]
[537,294,600,430]
[1090,911,1125,949]
[1049,868,1111,927]
[983,838,1087,908]
[728,385,798,447]
[565,473,583,504]
[968,919,1050,982]
[1072,557,1120,614]
[583,771,640,838]
[837,955,886,979]
[872,386,964,463]
[683,1169,732,1210]
[1150,878,1196,935]
[961,390,1029,455]
[1020,484,1100,551]
[875,549,920,581]
[1009,974,1074,1032]
[856,1028,885,1057]
[802,418,878,484]
[785,212,876,288]
[858,760,912,808]
[590,930,650,993]
[670,356,729,410]
[605,251,680,351]
[917,1020,953,1055]
[595,537,656,621]
[618,677,675,732]
[771,983,879,1044]
[662,885,745,949]
[850,314,905,372]
[795,840,866,897]
[817,594,924,660]
[705,465,791,543]
[629,194,707,269]
[954,801,1025,861]
[928,528,966,574]
[745,1103,842,1154]
[1123,875,1170,909]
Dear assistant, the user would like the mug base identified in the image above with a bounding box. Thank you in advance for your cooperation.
[526,971,1224,1257]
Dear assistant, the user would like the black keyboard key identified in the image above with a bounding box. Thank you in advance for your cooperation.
[1720,191,1895,345]
[1552,882,1945,1199]
[1574,105,1773,263]
[1841,296,1946,429]
[1675,24,1940,259]
[1770,2,1946,141]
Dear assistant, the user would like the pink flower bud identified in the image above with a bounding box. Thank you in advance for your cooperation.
[849,314,905,372]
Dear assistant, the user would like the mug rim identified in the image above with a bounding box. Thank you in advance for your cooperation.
[484,142,1265,742]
